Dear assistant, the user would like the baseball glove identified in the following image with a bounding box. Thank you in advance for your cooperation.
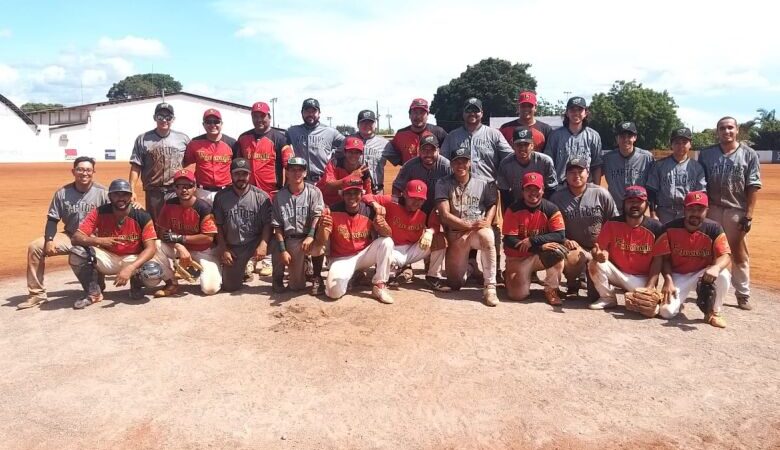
[625,287,662,318]
[696,279,716,315]
[174,259,204,283]
[538,243,569,269]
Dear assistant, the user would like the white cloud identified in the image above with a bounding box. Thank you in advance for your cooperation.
[0,28,11,38]
[234,26,257,38]
[37,65,67,83]
[102,57,134,78]
[81,69,107,87]
[0,64,19,85]
[97,35,167,58]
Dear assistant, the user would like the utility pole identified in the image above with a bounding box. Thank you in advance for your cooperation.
[386,112,393,134]
[270,98,278,127]
[563,91,572,101]
[327,116,332,127]
[376,100,381,129]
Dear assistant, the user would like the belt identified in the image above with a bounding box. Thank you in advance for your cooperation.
[199,185,228,192]
[287,233,308,239]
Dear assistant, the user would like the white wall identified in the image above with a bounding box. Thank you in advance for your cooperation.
[0,102,49,161]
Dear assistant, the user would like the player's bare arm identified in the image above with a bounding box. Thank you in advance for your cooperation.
[315,213,332,246]
[660,257,675,304]
[215,225,235,266]
[436,200,472,232]
[116,238,157,287]
[274,228,292,266]
[372,213,392,237]
[703,253,731,284]
[255,224,271,259]
[591,243,608,263]
[72,230,121,249]
[646,255,663,289]
[742,186,759,232]
[591,166,602,184]
[128,163,142,204]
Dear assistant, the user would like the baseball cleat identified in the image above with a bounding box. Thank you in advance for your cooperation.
[425,276,451,292]
[272,277,287,293]
[589,297,617,310]
[256,261,273,277]
[153,281,179,298]
[73,292,102,310]
[129,276,146,300]
[310,277,325,296]
[372,283,394,304]
[545,287,563,306]
[483,285,499,307]
[706,312,727,328]
[736,295,753,310]
[17,296,47,309]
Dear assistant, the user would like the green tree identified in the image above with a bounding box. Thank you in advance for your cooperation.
[336,124,356,135]
[20,102,64,113]
[536,98,565,117]
[752,108,780,149]
[430,58,537,132]
[106,73,182,100]
[691,129,717,150]
[588,80,682,150]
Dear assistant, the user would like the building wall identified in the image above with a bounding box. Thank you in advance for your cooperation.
[0,102,49,161]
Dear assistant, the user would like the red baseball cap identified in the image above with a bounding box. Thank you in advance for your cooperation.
[341,175,364,193]
[203,108,222,120]
[251,102,270,114]
[172,169,195,183]
[405,179,427,200]
[409,98,430,112]
[624,185,648,201]
[344,136,365,153]
[684,191,709,208]
[522,172,544,190]
[518,91,537,106]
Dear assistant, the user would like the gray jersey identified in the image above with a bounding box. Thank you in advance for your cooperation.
[646,155,706,213]
[550,183,617,249]
[496,152,557,194]
[545,126,603,183]
[440,125,513,181]
[698,144,762,210]
[213,185,272,247]
[339,134,401,192]
[434,175,497,223]
[272,183,324,236]
[392,156,452,204]
[129,129,190,188]
[601,147,654,210]
[285,123,345,182]
[47,182,109,235]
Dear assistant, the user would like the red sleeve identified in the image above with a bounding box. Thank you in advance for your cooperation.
[427,209,442,230]
[78,209,98,236]
[597,221,613,251]
[141,220,157,241]
[200,214,217,235]
[653,233,671,256]
[714,233,731,257]
[499,126,514,144]
[280,144,294,168]
[182,142,195,167]
[548,211,565,233]
[322,160,337,183]
[363,177,372,193]
[502,209,519,236]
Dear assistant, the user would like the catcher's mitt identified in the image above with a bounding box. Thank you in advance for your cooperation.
[625,287,662,318]
[174,259,204,283]
[696,279,716,315]
[538,243,569,269]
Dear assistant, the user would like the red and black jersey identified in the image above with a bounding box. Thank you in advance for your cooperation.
[597,216,663,275]
[391,124,448,163]
[182,134,238,188]
[233,127,293,196]
[156,198,218,252]
[328,202,377,258]
[653,218,731,274]
[78,205,157,255]
[363,194,428,245]
[499,119,553,152]
[317,156,373,206]
[502,198,565,258]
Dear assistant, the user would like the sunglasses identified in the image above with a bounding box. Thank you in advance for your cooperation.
[74,168,94,174]
[174,183,195,189]
[155,114,174,122]
[204,119,222,125]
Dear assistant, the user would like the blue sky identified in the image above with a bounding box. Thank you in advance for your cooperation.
[2,0,780,134]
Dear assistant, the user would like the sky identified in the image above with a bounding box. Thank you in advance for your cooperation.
[2,0,780,133]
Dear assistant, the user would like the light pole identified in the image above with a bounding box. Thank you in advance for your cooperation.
[327,116,332,127]
[386,113,393,134]
[270,97,278,127]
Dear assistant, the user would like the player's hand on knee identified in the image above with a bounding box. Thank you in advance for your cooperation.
[591,244,607,263]
[281,251,292,266]
[473,218,489,230]
[115,266,134,287]
[564,239,579,251]
[419,229,433,250]
[702,265,719,284]
[177,247,192,268]
[221,250,235,267]
[44,240,57,256]
[660,280,675,304]
[518,238,531,253]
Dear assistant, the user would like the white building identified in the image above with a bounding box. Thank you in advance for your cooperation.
[0,94,49,162]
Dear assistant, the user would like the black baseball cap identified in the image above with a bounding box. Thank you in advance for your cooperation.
[616,121,638,135]
[231,158,251,173]
[301,98,320,111]
[566,157,589,170]
[357,109,376,123]
[463,97,483,112]
[512,126,534,144]
[419,133,439,148]
[670,127,692,141]
[451,147,471,161]
[566,96,587,109]
[154,102,174,114]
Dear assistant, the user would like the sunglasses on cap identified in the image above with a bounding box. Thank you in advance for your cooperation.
[204,118,222,125]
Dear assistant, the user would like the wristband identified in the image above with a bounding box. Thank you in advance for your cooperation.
[278,240,287,252]
[307,227,316,238]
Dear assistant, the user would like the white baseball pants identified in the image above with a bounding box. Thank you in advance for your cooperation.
[326,237,393,299]
[660,268,731,319]
[588,260,649,300]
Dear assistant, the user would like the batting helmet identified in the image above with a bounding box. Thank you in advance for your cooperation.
[138,261,164,288]
[108,179,133,194]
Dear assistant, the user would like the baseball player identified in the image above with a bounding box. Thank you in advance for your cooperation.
[71,179,174,309]
[698,116,762,310]
[646,127,706,224]
[156,169,221,296]
[390,98,448,163]
[499,91,554,152]
[182,108,238,206]
[587,186,664,310]
[344,109,400,194]
[497,126,557,206]
[271,157,326,294]
[391,133,452,211]
[212,158,273,292]
[546,96,603,184]
[653,191,731,328]
[550,158,618,299]
[285,98,345,184]
[128,102,190,221]
[317,136,373,206]
[314,181,395,304]
[502,172,566,305]
[20,157,109,309]
[435,147,499,306]
[600,121,654,212]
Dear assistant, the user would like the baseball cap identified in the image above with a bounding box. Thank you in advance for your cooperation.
[301,98,320,111]
[451,147,471,161]
[172,169,195,183]
[566,96,587,109]
[624,185,648,201]
[230,158,251,173]
[357,109,377,123]
[512,126,534,144]
[405,179,428,200]
[341,175,364,193]
[522,172,544,190]
[566,157,589,170]
[287,156,307,168]
[684,191,709,208]
[616,121,638,135]
[518,91,537,106]
[344,136,365,153]
[670,127,692,141]
[419,133,439,149]
[409,98,430,112]
[154,102,174,115]
[463,97,483,112]
[251,102,270,114]
[203,108,222,120]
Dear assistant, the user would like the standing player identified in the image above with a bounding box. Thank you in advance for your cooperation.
[698,116,762,310]
[271,157,325,294]
[212,158,273,292]
[183,108,238,206]
[499,91,554,152]
[497,126,557,206]
[128,102,190,221]
[600,121,654,212]
[156,169,221,296]
[285,98,345,184]
[348,109,400,194]
[390,98,448,163]
[21,157,108,309]
[435,147,499,306]
[546,96,603,184]
[646,127,706,224]
[317,136,373,206]
[502,172,566,305]
[391,133,452,210]
[654,192,731,327]
[588,186,664,310]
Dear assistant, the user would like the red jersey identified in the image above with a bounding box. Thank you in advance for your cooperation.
[78,205,157,255]
[364,194,427,245]
[653,218,731,274]
[502,198,565,258]
[234,128,293,196]
[328,202,376,258]
[317,156,372,206]
[597,216,664,275]
[156,198,218,252]
[499,119,553,152]
[182,134,238,188]
[391,124,448,163]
